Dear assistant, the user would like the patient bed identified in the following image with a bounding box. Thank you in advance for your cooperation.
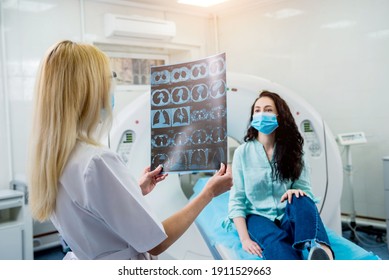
[190,177,380,260]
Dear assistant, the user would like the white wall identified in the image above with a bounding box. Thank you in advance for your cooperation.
[0,51,10,189]
[2,0,82,186]
[217,0,389,220]
[0,1,11,188]
[0,0,215,190]
[0,77,7,188]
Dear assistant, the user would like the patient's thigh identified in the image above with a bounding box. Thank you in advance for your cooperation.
[246,214,302,260]
[246,215,288,244]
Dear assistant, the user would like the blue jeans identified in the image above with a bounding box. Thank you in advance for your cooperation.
[246,195,333,260]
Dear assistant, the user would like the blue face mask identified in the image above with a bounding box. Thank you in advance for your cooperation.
[251,112,279,135]
[111,93,115,109]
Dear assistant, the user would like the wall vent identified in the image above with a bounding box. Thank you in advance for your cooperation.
[104,14,176,40]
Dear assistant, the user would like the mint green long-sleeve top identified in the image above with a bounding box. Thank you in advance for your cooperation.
[227,140,317,224]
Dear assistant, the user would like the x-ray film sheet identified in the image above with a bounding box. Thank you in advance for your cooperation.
[150,53,227,173]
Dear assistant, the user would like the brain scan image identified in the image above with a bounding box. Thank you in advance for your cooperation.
[210,127,227,143]
[152,134,170,148]
[152,153,170,169]
[191,63,208,80]
[191,108,209,122]
[170,151,188,170]
[210,105,226,120]
[173,132,188,146]
[151,89,170,107]
[190,129,208,145]
[172,107,190,127]
[151,70,170,84]
[191,84,209,102]
[209,147,226,169]
[171,86,190,105]
[152,110,171,128]
[190,149,207,168]
[210,79,226,99]
[171,67,190,83]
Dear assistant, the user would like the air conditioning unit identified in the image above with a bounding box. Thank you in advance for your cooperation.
[104,14,176,40]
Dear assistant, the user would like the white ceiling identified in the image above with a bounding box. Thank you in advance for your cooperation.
[116,0,283,16]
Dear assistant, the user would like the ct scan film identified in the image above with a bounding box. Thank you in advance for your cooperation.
[150,53,227,173]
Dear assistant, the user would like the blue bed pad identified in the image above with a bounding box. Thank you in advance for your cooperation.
[190,177,380,260]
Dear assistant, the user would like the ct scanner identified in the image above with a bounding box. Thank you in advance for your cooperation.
[107,72,377,260]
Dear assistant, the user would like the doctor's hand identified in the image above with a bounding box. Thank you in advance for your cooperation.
[203,163,233,198]
[138,165,168,196]
[280,189,306,204]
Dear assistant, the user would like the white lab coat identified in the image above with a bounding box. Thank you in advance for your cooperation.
[50,141,167,260]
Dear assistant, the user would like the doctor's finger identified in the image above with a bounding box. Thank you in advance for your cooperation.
[142,166,151,174]
[148,165,163,176]
[216,162,226,175]
[225,164,232,175]
[155,173,168,182]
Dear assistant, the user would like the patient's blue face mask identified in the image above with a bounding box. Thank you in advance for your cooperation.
[251,112,279,135]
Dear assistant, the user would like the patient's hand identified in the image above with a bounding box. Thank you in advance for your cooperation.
[138,165,168,195]
[280,189,306,204]
[242,238,263,257]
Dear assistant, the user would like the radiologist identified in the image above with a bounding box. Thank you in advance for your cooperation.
[28,40,232,260]
[226,91,334,260]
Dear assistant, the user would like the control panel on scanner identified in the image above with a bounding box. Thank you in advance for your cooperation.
[117,130,136,165]
[301,120,321,157]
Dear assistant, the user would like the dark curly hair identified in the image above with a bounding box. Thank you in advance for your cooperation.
[244,91,304,182]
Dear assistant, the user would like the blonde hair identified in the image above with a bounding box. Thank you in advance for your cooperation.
[29,40,113,221]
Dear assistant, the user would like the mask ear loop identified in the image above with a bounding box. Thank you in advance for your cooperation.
[108,71,117,148]
[110,71,117,109]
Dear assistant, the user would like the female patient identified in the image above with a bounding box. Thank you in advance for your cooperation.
[227,91,334,260]
[28,40,232,260]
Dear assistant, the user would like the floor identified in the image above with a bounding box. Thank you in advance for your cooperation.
[341,223,389,260]
[34,224,389,260]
